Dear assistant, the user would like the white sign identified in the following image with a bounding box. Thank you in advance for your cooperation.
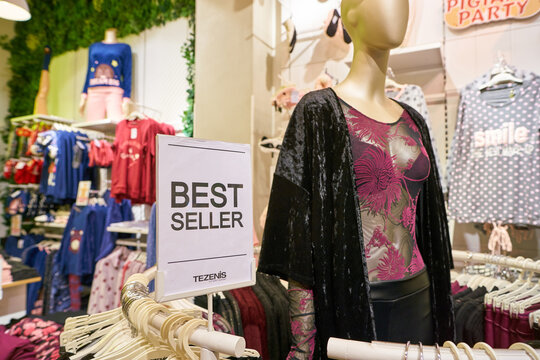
[156,135,255,302]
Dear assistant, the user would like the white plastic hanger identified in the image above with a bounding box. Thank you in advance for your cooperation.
[478,53,523,91]
[485,256,526,306]
[492,259,535,309]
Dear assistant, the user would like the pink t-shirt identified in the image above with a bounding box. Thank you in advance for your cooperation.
[342,100,429,282]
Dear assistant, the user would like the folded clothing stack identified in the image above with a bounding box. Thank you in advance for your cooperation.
[1,254,13,284]
[0,325,37,360]
[0,248,40,281]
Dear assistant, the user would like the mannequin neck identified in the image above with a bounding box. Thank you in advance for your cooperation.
[103,30,117,44]
[333,43,404,124]
[340,44,390,104]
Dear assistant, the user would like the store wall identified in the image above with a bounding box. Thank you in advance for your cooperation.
[194,0,280,240]
[48,18,190,126]
[279,0,540,258]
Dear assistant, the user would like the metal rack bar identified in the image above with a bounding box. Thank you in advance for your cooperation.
[452,250,540,273]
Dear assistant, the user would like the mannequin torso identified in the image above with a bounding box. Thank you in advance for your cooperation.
[79,28,130,120]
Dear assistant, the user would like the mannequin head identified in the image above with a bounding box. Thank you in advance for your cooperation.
[341,0,409,50]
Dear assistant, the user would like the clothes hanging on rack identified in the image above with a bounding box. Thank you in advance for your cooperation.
[87,246,145,314]
[21,245,51,314]
[6,121,51,160]
[57,203,108,311]
[58,204,108,278]
[4,158,44,185]
[61,270,259,359]
[47,251,71,315]
[452,250,540,349]
[95,190,133,261]
[87,139,114,168]
[447,69,540,226]
[4,234,44,258]
[38,130,93,204]
[111,117,175,204]
[4,188,52,223]
[194,273,291,360]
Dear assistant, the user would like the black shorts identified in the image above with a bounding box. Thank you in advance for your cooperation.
[370,269,434,344]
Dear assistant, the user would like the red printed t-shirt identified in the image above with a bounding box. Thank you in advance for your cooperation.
[140,119,163,204]
[141,122,175,204]
[112,118,163,204]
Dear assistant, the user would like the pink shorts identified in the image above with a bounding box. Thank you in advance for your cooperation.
[86,86,124,121]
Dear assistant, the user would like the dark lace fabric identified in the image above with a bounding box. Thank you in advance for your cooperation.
[341,100,429,282]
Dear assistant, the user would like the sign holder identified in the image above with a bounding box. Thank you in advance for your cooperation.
[200,293,218,360]
[155,135,255,358]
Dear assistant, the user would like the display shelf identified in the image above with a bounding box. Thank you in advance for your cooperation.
[346,42,443,74]
[34,222,67,229]
[107,220,149,235]
[72,119,118,135]
[107,227,148,235]
[11,114,74,126]
[425,89,460,105]
[116,239,148,248]
[388,42,443,73]
[44,233,63,240]
[7,184,40,189]
[2,277,41,289]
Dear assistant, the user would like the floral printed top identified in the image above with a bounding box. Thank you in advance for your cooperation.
[341,99,429,282]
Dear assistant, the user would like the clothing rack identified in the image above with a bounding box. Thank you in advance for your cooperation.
[7,184,40,189]
[452,250,540,273]
[44,233,62,240]
[52,122,114,142]
[116,239,147,249]
[10,114,73,126]
[327,338,540,360]
[121,267,246,358]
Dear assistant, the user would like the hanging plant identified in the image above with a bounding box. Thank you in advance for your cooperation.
[180,15,195,137]
[1,0,195,130]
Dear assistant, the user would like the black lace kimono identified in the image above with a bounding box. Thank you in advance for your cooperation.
[258,88,455,359]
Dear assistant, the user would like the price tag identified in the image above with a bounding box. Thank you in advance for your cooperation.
[76,181,92,206]
[10,215,22,237]
[17,239,24,249]
[130,128,138,140]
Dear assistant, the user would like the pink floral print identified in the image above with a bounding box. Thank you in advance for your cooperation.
[347,109,390,146]
[355,147,402,216]
[401,204,416,233]
[376,246,407,281]
[342,99,430,282]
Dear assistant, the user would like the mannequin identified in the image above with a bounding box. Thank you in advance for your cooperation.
[258,0,455,359]
[103,27,117,44]
[79,28,131,121]
[34,46,51,115]
[333,0,409,123]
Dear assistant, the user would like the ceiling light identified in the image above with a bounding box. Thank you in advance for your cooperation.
[0,0,31,21]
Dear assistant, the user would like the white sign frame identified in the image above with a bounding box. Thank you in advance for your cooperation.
[155,135,255,302]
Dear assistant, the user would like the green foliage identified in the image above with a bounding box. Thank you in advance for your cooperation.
[180,16,194,137]
[1,0,195,126]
